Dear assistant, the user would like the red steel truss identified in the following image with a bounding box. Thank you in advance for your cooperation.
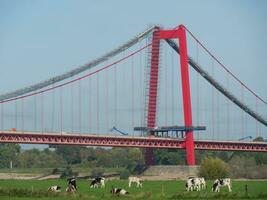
[0,131,266,152]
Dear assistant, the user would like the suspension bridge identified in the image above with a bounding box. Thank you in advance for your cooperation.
[0,24,266,166]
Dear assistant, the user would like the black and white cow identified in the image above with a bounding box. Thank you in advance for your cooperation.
[185,177,201,191]
[90,177,105,188]
[212,178,232,192]
[111,187,129,196]
[66,178,77,192]
[48,185,61,192]
[128,176,143,188]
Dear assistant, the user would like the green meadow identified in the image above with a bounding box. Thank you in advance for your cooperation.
[0,179,267,200]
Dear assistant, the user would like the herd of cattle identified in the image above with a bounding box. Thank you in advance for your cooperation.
[48,176,232,196]
[186,177,232,192]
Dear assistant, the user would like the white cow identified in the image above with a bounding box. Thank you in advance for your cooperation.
[128,176,143,188]
[186,177,201,191]
[212,178,232,192]
[48,185,61,192]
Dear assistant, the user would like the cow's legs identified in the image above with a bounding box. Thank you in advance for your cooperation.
[101,180,105,188]
[228,184,232,192]
[190,186,193,191]
[128,181,131,188]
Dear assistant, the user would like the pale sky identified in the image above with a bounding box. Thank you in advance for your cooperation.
[1,0,267,95]
[0,0,267,148]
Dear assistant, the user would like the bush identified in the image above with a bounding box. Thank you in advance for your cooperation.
[131,163,147,175]
[51,168,61,174]
[198,156,230,180]
[60,166,78,178]
[91,167,104,177]
[120,169,130,179]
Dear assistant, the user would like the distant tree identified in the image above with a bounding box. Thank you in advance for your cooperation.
[199,156,230,180]
[126,148,145,174]
[0,144,21,168]
[254,152,267,165]
[195,150,232,164]
[229,137,267,166]
[55,145,82,164]
[253,137,264,142]
[154,149,186,165]
[91,167,104,177]
[120,169,130,179]
[17,148,65,168]
[60,166,78,178]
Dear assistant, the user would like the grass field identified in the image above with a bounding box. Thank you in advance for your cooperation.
[0,179,267,200]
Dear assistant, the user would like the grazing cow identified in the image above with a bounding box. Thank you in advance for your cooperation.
[90,177,105,188]
[185,177,201,191]
[111,187,129,196]
[128,176,143,188]
[48,185,61,192]
[212,178,232,192]
[66,178,77,192]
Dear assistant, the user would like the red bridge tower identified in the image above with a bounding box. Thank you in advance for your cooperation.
[145,25,195,166]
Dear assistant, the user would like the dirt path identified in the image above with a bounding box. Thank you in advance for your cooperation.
[0,173,42,180]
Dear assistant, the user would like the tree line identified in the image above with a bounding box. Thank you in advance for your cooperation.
[0,136,266,176]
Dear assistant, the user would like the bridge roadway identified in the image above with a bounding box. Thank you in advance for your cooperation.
[0,131,266,152]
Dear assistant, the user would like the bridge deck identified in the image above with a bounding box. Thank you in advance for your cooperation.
[0,131,266,152]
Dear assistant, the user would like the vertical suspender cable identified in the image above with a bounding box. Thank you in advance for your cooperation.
[258,99,261,137]
[105,70,109,130]
[1,103,4,131]
[216,84,220,139]
[196,42,200,140]
[122,51,126,126]
[41,92,44,133]
[97,73,99,133]
[71,83,74,133]
[60,87,63,133]
[78,81,82,133]
[105,72,109,129]
[211,59,215,140]
[256,98,259,137]
[241,84,244,138]
[131,55,135,130]
[34,95,37,131]
[164,43,168,125]
[226,73,230,140]
[15,100,18,130]
[51,84,55,132]
[88,78,91,132]
[22,98,24,132]
[1,103,3,131]
[114,64,117,127]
